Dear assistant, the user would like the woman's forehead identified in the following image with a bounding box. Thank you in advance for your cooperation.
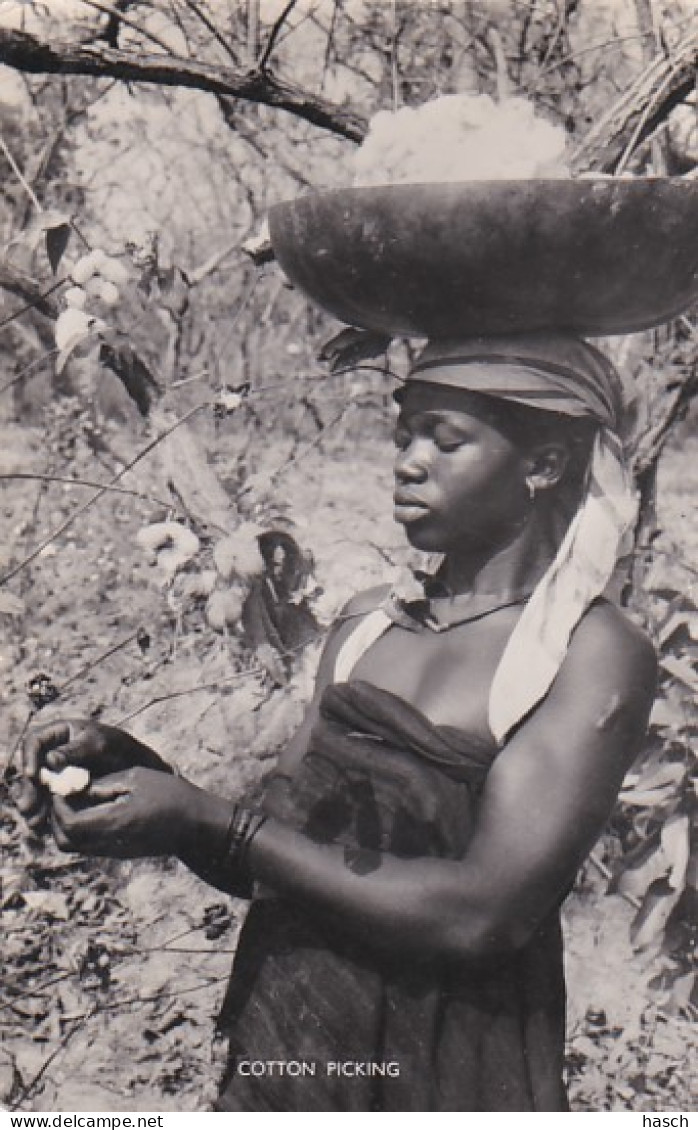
[395,380,504,423]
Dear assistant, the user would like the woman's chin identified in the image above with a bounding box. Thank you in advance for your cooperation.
[398,522,445,554]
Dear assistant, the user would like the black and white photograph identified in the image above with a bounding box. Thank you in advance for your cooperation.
[0,0,697,1115]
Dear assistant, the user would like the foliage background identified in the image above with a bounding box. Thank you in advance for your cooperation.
[0,0,696,1112]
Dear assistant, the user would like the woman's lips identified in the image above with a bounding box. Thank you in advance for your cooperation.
[393,493,430,523]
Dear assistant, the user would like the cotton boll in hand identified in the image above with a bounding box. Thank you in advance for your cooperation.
[40,765,91,797]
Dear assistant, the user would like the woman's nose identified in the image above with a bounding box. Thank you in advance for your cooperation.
[395,440,430,482]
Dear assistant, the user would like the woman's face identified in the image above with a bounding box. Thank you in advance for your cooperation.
[393,382,532,555]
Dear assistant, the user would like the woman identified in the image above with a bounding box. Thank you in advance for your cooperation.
[19,333,656,1112]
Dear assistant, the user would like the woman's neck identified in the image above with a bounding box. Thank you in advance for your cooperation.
[439,510,559,599]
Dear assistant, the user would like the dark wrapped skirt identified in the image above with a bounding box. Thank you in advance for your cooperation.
[215,680,568,1112]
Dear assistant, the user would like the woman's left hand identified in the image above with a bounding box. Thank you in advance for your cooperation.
[50,767,197,859]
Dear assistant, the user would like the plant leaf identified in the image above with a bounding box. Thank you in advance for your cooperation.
[318,327,392,374]
[612,841,669,900]
[99,339,161,416]
[45,222,71,274]
[21,890,70,920]
[630,877,683,950]
[661,812,690,891]
[619,783,680,807]
[660,655,698,691]
[622,761,685,795]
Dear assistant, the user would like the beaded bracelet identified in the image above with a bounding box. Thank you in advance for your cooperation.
[218,803,268,897]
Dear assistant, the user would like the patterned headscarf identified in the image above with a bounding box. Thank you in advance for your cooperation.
[407,333,637,745]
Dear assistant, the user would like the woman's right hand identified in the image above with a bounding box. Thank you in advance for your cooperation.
[17,720,173,831]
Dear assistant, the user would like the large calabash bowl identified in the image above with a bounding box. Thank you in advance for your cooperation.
[268,179,698,338]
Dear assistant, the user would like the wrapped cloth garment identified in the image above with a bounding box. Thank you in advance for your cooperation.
[215,680,568,1112]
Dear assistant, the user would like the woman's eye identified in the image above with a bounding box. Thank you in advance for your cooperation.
[433,427,466,451]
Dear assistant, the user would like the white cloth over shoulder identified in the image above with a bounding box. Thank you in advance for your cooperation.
[407,333,638,745]
[488,428,636,743]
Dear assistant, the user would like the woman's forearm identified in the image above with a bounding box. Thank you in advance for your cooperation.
[247,817,511,963]
[174,786,502,958]
[175,785,239,892]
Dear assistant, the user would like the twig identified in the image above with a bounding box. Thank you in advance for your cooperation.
[588,850,642,910]
[0,131,42,211]
[3,709,36,779]
[182,0,238,64]
[615,62,675,174]
[0,279,66,331]
[0,350,58,397]
[78,0,173,54]
[169,369,208,389]
[0,970,78,1014]
[209,270,261,363]
[140,945,237,954]
[257,0,299,72]
[50,975,230,1026]
[1,629,145,773]
[58,630,143,695]
[0,472,177,510]
[114,665,268,725]
[390,0,400,111]
[319,0,339,93]
[9,1008,95,1110]
[535,28,685,83]
[0,402,207,590]
[115,634,316,726]
[187,239,240,286]
[488,27,510,102]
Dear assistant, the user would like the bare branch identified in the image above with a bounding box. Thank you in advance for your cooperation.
[257,0,299,72]
[0,350,57,397]
[0,472,176,510]
[0,27,367,142]
[0,262,63,323]
[573,29,698,172]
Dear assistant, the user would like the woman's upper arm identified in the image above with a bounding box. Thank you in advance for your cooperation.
[446,607,657,949]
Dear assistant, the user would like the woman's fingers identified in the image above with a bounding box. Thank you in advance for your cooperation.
[50,804,74,853]
[22,720,73,778]
[14,778,50,831]
[51,793,116,853]
[83,774,131,803]
[45,736,92,771]
[51,775,134,854]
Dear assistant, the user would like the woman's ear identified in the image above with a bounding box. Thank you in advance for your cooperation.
[526,443,570,493]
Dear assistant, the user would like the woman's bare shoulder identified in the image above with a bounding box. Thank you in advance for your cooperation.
[574,599,655,663]
[560,598,657,708]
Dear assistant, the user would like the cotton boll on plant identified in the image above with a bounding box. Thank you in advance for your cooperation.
[176,569,218,602]
[70,248,109,286]
[135,522,200,582]
[351,93,569,186]
[98,256,130,288]
[64,286,88,310]
[213,524,265,582]
[93,280,121,308]
[205,588,245,632]
[54,307,95,352]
